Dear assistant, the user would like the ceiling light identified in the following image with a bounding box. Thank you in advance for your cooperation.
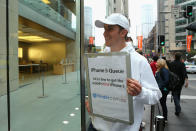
[42,0,51,4]
[62,121,69,124]
[69,113,75,117]
[75,107,79,110]
[18,36,50,42]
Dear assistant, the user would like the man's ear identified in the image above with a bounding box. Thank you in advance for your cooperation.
[120,30,128,38]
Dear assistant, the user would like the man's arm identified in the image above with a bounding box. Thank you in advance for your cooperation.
[183,63,188,88]
[185,78,188,88]
[85,99,91,113]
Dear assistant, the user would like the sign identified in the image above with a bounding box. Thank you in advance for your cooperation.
[85,52,133,124]
[187,35,192,52]
[172,5,180,18]
[89,37,94,45]
[137,36,143,50]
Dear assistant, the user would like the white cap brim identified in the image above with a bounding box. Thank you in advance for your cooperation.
[95,19,116,28]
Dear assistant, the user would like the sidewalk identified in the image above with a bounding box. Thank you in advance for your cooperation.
[0,71,81,131]
[164,95,196,131]
[142,94,196,131]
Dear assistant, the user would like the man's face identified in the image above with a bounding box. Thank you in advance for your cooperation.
[103,24,125,47]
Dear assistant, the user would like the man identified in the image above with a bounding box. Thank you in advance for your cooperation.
[170,52,188,116]
[86,13,162,131]
[150,55,159,76]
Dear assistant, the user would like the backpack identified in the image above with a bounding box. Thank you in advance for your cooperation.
[167,71,180,91]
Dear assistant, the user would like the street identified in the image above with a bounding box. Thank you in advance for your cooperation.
[164,74,196,131]
[182,74,196,96]
[142,74,196,131]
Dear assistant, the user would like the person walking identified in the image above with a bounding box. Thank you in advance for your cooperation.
[86,13,162,131]
[155,59,170,123]
[170,52,187,116]
[150,55,159,76]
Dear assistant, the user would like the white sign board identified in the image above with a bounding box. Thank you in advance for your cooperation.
[172,5,180,18]
[85,52,133,124]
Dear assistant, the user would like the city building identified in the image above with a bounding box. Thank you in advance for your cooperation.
[141,5,154,39]
[84,6,93,52]
[144,25,157,56]
[157,0,189,59]
[175,0,196,52]
[161,0,176,59]
[141,4,155,55]
[106,0,129,18]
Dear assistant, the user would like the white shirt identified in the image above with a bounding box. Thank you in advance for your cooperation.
[91,43,162,131]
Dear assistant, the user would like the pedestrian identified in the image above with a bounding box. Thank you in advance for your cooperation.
[86,13,162,131]
[170,52,188,116]
[150,55,159,76]
[155,59,170,123]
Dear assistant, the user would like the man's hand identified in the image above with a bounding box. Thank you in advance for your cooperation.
[127,78,142,96]
[185,78,188,88]
[85,100,91,113]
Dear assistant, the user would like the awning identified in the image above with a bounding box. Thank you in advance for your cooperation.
[186,21,196,32]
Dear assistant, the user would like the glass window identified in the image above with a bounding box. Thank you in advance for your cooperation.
[175,19,186,26]
[0,0,82,131]
[176,35,186,40]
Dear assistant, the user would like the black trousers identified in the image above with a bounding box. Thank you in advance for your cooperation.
[160,90,169,120]
[172,85,183,113]
[88,122,97,131]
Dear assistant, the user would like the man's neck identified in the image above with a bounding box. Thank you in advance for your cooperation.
[110,42,127,52]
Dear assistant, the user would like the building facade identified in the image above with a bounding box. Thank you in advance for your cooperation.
[156,0,195,59]
[162,0,176,59]
[175,0,196,52]
[106,0,129,18]
[141,5,154,39]
[144,25,157,56]
[84,6,93,52]
[157,0,165,56]
[157,0,176,59]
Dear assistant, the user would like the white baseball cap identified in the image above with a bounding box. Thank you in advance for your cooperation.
[95,13,130,32]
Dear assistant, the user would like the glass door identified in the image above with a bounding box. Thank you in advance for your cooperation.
[0,0,83,131]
